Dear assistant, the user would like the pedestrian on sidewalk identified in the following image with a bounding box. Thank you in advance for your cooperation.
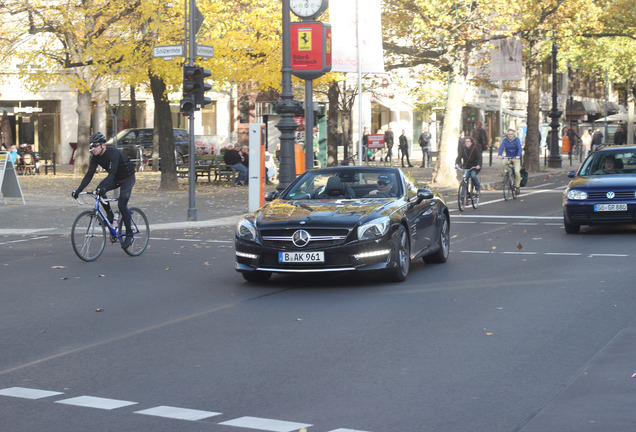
[472,121,489,152]
[419,127,432,168]
[399,130,413,167]
[384,127,394,163]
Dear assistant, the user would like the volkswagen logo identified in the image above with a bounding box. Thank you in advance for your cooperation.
[292,229,311,248]
[606,191,615,199]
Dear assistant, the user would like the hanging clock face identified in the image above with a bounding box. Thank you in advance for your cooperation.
[290,0,328,19]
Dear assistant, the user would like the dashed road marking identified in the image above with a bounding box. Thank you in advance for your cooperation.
[55,395,138,410]
[459,250,633,258]
[135,405,221,421]
[0,387,63,399]
[1,386,369,431]
[219,416,313,431]
[0,236,50,246]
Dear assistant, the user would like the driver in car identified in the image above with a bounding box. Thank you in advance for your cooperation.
[365,174,395,197]
[594,155,623,174]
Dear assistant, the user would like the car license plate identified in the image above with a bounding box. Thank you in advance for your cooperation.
[279,251,325,263]
[594,203,628,212]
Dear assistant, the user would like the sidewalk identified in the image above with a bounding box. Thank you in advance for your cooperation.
[0,156,578,235]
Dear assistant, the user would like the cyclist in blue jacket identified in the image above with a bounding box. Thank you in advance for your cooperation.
[71,132,137,250]
[497,129,522,194]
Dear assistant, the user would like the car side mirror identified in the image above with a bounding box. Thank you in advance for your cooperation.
[568,171,576,178]
[265,191,279,202]
[411,188,434,207]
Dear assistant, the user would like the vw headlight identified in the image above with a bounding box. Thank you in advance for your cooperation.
[357,216,390,241]
[237,219,257,241]
[567,190,588,200]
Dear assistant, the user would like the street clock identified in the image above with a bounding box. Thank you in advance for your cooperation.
[290,0,328,20]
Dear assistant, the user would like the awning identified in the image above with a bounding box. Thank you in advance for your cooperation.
[372,96,415,113]
[594,113,630,123]
[465,103,525,118]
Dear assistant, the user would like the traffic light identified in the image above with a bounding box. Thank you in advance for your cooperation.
[194,68,212,109]
[180,65,199,114]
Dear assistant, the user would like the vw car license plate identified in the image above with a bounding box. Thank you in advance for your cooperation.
[594,203,627,211]
[279,251,325,263]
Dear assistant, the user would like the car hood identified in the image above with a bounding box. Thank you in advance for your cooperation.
[568,175,636,189]
[252,198,397,228]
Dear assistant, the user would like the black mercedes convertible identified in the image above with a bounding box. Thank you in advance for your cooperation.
[235,166,450,282]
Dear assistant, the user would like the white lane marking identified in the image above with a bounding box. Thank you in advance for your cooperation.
[452,221,477,224]
[458,250,632,257]
[546,252,582,256]
[513,222,539,225]
[451,214,562,220]
[219,416,313,432]
[0,387,63,399]
[483,222,507,225]
[0,229,54,235]
[135,405,221,421]
[329,429,374,432]
[55,396,137,410]
[150,237,233,244]
[0,236,50,246]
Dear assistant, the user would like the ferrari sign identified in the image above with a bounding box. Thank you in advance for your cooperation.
[291,21,332,80]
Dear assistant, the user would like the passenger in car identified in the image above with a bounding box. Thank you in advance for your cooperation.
[594,155,623,174]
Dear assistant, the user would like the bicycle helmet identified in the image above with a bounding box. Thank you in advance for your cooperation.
[89,132,107,145]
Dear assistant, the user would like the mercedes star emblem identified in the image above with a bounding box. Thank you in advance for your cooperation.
[292,229,310,248]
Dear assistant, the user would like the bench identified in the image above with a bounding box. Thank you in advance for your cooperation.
[177,155,238,183]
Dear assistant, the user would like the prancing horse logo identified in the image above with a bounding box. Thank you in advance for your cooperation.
[292,230,310,248]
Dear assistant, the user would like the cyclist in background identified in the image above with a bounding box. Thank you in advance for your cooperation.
[71,132,137,249]
[498,129,522,194]
[455,137,482,197]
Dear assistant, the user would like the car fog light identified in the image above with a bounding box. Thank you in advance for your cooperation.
[236,251,258,260]
[354,249,391,259]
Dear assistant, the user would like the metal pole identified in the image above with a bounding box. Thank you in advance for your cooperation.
[356,0,363,166]
[274,0,301,192]
[186,0,197,221]
[305,80,313,172]
[604,70,608,145]
[548,41,562,168]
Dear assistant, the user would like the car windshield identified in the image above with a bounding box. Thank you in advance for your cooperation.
[282,170,402,200]
[579,151,636,176]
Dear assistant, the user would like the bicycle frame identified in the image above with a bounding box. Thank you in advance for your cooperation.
[84,193,137,239]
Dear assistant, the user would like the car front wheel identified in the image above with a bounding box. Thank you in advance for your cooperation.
[386,225,410,282]
[424,215,450,264]
[563,215,580,234]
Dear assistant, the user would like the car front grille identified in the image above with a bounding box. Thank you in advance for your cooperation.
[587,191,635,200]
[569,210,636,223]
[260,228,350,249]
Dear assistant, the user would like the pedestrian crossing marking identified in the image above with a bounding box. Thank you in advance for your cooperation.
[0,387,63,399]
[55,395,137,410]
[135,405,221,421]
[219,416,313,431]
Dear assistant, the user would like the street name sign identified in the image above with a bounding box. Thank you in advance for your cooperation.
[153,45,184,60]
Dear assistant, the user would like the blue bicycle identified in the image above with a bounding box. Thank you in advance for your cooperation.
[71,191,149,261]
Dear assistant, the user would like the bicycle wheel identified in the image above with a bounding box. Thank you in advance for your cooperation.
[511,175,517,199]
[503,173,511,201]
[119,207,150,256]
[71,210,106,262]
[458,182,467,212]
[470,179,479,209]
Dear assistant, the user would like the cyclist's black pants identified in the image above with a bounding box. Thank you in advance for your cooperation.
[103,175,136,233]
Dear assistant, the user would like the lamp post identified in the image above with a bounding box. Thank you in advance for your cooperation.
[548,41,562,168]
[274,0,302,192]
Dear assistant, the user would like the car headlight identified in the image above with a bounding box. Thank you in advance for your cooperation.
[357,216,390,241]
[237,219,257,241]
[567,190,588,200]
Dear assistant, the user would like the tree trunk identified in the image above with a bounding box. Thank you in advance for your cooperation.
[130,85,138,129]
[327,81,339,166]
[74,90,92,175]
[524,39,543,172]
[149,73,178,190]
[432,51,467,187]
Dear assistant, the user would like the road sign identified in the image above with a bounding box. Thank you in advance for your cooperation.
[196,45,214,58]
[153,45,184,58]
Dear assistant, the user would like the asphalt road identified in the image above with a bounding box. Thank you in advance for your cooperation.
[2,172,636,432]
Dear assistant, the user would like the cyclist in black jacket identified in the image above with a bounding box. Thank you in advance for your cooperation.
[72,132,137,249]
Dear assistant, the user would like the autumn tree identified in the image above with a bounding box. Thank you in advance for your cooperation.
[382,0,501,186]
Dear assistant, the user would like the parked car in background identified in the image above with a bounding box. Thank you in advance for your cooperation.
[235,166,450,283]
[563,145,636,233]
[106,128,190,169]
